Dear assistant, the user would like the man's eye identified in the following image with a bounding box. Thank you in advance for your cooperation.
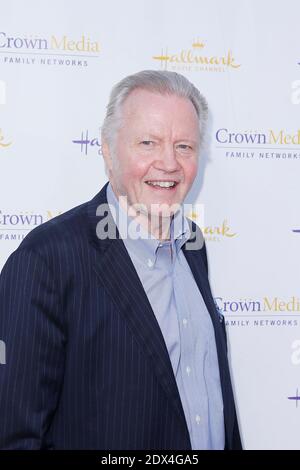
[177,144,192,150]
[140,140,154,146]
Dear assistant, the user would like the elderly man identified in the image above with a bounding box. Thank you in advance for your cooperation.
[0,70,241,450]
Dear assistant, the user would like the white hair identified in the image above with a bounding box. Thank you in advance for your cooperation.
[101,70,208,151]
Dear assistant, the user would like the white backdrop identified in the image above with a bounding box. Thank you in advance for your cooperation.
[1,0,300,449]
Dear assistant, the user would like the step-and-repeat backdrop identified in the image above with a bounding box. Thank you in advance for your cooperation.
[1,0,299,449]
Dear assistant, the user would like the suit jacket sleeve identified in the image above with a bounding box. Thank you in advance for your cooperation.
[0,247,66,449]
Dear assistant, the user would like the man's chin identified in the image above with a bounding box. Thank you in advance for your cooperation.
[138,203,182,219]
[128,199,182,220]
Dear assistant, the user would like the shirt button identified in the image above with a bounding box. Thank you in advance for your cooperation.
[147,258,154,268]
[196,415,201,425]
[182,318,188,327]
[186,366,191,376]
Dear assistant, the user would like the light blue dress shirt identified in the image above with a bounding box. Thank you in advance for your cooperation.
[106,183,224,450]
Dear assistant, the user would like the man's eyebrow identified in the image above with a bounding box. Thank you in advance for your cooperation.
[175,138,199,145]
[137,134,198,144]
[137,133,162,140]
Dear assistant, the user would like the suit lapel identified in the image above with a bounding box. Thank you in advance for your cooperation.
[87,184,190,442]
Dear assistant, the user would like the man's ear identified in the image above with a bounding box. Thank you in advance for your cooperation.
[101,140,113,172]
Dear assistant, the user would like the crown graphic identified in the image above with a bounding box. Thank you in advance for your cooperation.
[192,39,205,48]
[188,210,198,220]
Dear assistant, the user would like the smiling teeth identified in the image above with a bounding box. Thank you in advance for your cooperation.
[147,181,176,188]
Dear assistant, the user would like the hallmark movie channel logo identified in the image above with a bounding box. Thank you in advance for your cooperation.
[187,207,237,242]
[0,31,101,67]
[72,130,102,156]
[215,296,300,328]
[153,38,241,73]
[215,127,300,160]
[0,209,62,241]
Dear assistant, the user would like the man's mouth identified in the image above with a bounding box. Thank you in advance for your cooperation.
[145,180,179,189]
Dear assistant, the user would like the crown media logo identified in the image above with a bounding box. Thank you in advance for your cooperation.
[0,31,101,67]
[153,38,241,73]
[215,296,300,328]
[0,210,62,242]
[215,127,300,160]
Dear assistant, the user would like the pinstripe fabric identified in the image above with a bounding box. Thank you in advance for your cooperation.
[0,182,241,450]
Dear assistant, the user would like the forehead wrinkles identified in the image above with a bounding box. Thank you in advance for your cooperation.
[120,91,199,140]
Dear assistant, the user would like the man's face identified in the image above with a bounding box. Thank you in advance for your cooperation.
[103,88,200,218]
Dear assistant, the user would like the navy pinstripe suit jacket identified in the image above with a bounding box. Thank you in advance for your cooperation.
[0,183,241,450]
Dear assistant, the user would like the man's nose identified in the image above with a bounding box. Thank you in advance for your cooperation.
[155,145,180,172]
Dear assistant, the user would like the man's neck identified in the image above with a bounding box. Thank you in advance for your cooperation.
[109,185,173,241]
[134,212,172,241]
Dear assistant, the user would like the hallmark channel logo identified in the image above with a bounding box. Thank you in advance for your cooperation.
[215,296,300,328]
[288,388,300,408]
[215,127,300,160]
[0,210,62,241]
[0,128,12,148]
[153,38,241,73]
[0,31,101,67]
[72,130,102,156]
[187,208,237,242]
[202,219,237,242]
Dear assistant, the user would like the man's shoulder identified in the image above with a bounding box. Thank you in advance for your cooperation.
[14,183,108,260]
[17,183,108,258]
[0,200,89,280]
[0,185,109,286]
[19,199,89,253]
